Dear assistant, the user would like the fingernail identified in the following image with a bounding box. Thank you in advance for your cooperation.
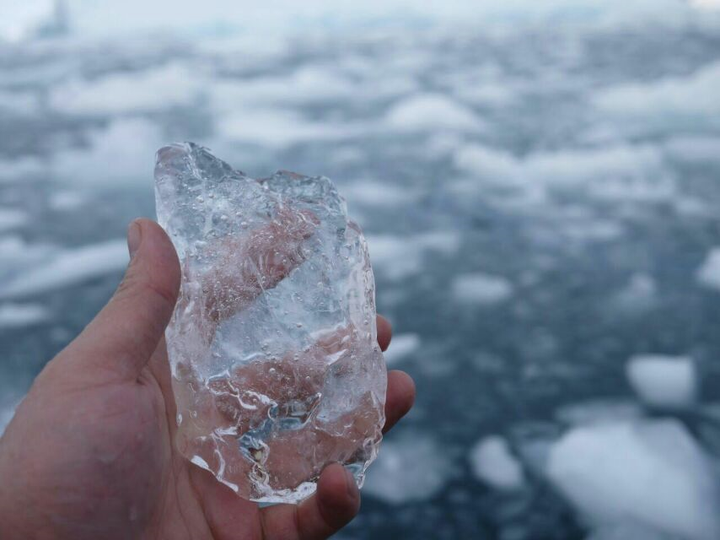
[344,468,359,500]
[127,220,142,259]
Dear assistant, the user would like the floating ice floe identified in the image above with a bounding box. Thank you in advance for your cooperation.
[217,108,368,148]
[50,62,201,115]
[593,61,720,128]
[0,208,29,232]
[0,239,128,299]
[383,334,421,366]
[696,248,720,291]
[625,355,697,409]
[341,180,421,209]
[470,435,525,491]
[48,191,87,211]
[52,118,163,188]
[0,303,49,329]
[613,273,657,313]
[546,419,720,540]
[385,93,486,132]
[0,236,58,283]
[364,432,452,504]
[367,231,461,281]
[209,66,356,108]
[452,273,513,305]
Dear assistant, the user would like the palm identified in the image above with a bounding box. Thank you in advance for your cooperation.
[143,326,407,540]
[0,219,414,540]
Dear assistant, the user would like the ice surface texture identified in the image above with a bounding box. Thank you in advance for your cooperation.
[155,143,386,503]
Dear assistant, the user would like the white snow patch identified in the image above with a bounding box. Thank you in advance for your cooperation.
[0,236,57,282]
[209,66,356,107]
[453,143,670,204]
[367,231,461,281]
[0,239,128,299]
[613,273,657,312]
[366,235,424,280]
[50,63,201,115]
[452,273,513,305]
[594,61,720,123]
[385,93,485,132]
[48,191,88,211]
[52,117,162,188]
[364,432,451,504]
[547,419,720,540]
[470,435,525,491]
[696,248,720,291]
[0,208,29,232]
[0,303,50,328]
[626,354,697,409]
[341,180,420,208]
[217,108,367,148]
[384,334,420,365]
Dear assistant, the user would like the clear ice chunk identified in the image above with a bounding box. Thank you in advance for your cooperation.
[154,143,386,503]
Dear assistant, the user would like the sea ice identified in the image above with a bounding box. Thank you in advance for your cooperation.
[0,239,128,299]
[155,143,386,503]
[470,435,525,491]
[451,273,514,305]
[383,333,420,366]
[363,431,451,504]
[697,247,720,291]
[546,419,720,540]
[0,303,49,329]
[625,354,697,409]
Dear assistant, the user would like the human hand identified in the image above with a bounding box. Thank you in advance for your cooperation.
[0,219,415,540]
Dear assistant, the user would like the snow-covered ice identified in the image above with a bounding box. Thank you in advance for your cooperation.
[696,248,720,291]
[49,63,200,115]
[625,355,698,409]
[547,419,720,540]
[385,94,486,132]
[383,333,421,366]
[364,432,452,504]
[0,240,128,298]
[470,435,525,491]
[52,118,164,187]
[155,143,386,503]
[0,303,50,329]
[452,273,513,305]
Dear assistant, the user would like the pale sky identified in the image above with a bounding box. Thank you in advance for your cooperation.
[1,0,719,41]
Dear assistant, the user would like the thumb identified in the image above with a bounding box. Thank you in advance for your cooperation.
[68,219,181,381]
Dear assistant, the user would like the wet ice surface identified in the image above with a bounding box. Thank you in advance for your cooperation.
[2,1,720,537]
[155,143,385,502]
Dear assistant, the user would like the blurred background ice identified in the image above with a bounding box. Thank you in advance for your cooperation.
[2,1,720,538]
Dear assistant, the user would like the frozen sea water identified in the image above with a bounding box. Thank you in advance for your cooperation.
[155,143,385,502]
